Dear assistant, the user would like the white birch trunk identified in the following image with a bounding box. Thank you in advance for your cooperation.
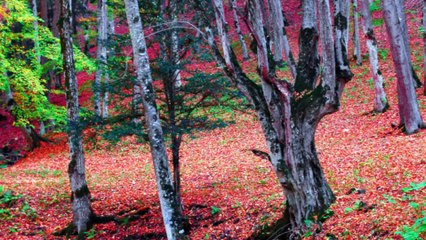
[124,0,185,238]
[383,0,425,134]
[352,0,362,65]
[360,0,389,112]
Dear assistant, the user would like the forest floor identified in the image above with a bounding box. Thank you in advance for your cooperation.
[1,1,426,240]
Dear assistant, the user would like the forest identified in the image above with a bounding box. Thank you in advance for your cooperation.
[0,0,425,239]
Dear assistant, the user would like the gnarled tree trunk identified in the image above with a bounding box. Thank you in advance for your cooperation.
[124,0,186,238]
[360,0,389,113]
[59,0,94,236]
[207,0,352,237]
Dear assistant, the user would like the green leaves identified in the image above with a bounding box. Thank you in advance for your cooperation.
[0,0,94,129]
[402,182,426,193]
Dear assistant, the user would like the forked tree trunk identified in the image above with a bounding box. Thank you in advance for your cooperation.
[352,0,362,66]
[208,0,347,237]
[383,0,425,134]
[230,0,250,61]
[124,0,186,238]
[360,0,389,113]
[59,0,94,236]
[94,0,108,118]
[295,0,320,91]
[395,0,422,88]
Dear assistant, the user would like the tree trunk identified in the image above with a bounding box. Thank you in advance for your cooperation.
[39,0,62,89]
[94,0,108,118]
[267,0,284,64]
[208,0,343,237]
[423,0,426,95]
[230,0,250,61]
[334,0,353,83]
[396,0,422,88]
[102,11,115,119]
[360,0,389,113]
[352,0,362,66]
[59,0,94,236]
[124,0,186,238]
[268,0,297,78]
[295,0,320,91]
[382,0,425,134]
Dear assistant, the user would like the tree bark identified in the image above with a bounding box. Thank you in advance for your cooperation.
[230,0,250,61]
[423,0,426,95]
[208,0,345,237]
[124,0,186,238]
[268,0,297,78]
[382,0,425,134]
[360,0,389,113]
[352,0,362,66]
[39,0,62,89]
[295,0,320,91]
[334,0,353,83]
[59,0,94,236]
[267,0,284,64]
[94,0,108,118]
[396,0,422,88]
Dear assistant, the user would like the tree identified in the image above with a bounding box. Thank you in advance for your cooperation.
[0,0,88,150]
[268,0,297,77]
[94,0,109,118]
[395,0,423,88]
[382,0,425,134]
[334,0,353,83]
[39,0,62,89]
[229,0,250,61]
[59,0,94,236]
[294,0,320,91]
[360,0,389,113]
[123,0,186,238]
[423,0,426,95]
[352,0,362,66]
[205,0,352,237]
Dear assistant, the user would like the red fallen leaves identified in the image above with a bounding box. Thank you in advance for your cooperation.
[1,1,426,239]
